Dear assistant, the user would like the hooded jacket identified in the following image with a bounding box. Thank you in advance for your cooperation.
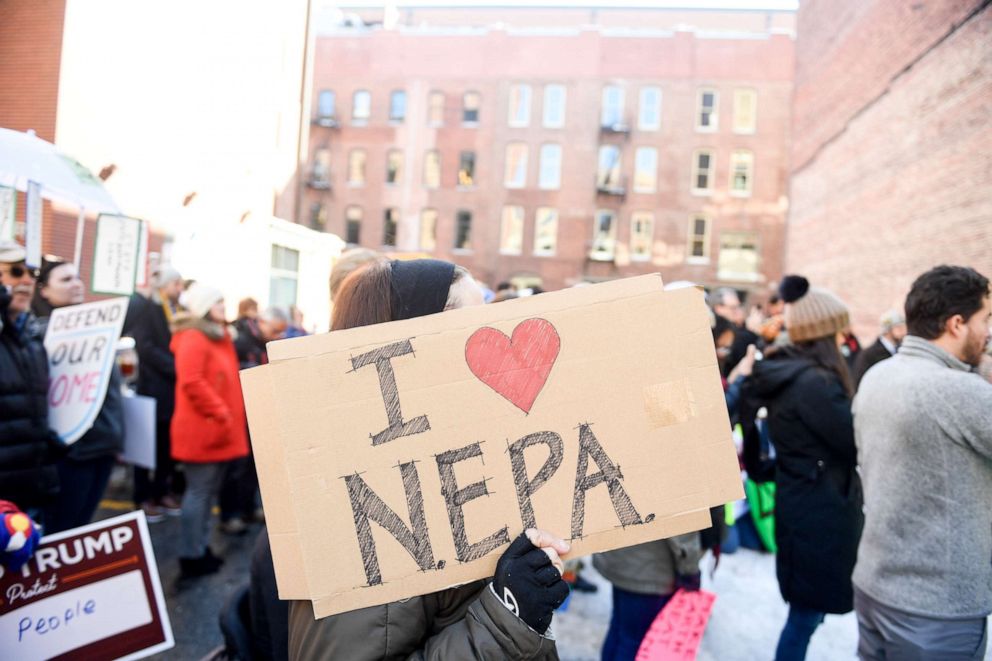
[745,351,863,614]
[593,532,702,596]
[169,314,248,464]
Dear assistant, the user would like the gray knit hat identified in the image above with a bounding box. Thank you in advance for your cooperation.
[780,275,850,343]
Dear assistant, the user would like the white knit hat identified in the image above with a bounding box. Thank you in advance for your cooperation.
[0,241,26,264]
[183,283,224,319]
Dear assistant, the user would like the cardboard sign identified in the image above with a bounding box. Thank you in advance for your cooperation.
[636,589,716,661]
[44,298,129,445]
[0,511,174,660]
[91,214,141,296]
[121,394,157,470]
[242,275,743,618]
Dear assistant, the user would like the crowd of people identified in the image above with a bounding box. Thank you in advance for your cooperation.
[1,235,989,661]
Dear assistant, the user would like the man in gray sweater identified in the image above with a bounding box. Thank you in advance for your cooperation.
[854,265,991,660]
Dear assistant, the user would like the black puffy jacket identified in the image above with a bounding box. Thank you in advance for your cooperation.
[0,302,60,509]
[745,351,864,614]
[122,292,176,422]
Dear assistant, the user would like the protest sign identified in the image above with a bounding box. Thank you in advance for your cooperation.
[241,274,743,618]
[0,185,15,242]
[44,298,129,445]
[121,394,157,470]
[0,511,174,660]
[91,214,141,296]
[636,589,716,661]
[24,181,41,269]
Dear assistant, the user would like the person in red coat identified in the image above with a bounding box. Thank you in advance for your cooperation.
[170,283,248,577]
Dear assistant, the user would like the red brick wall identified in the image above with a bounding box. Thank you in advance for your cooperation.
[305,28,793,292]
[787,1,992,340]
[0,0,66,141]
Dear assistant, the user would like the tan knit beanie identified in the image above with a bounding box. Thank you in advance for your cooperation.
[780,275,850,343]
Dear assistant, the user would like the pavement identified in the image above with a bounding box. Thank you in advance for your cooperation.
[95,467,989,660]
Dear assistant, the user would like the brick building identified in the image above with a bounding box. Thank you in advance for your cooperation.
[303,8,795,292]
[787,0,992,340]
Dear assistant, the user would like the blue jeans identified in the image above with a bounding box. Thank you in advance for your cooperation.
[601,586,673,661]
[775,605,825,661]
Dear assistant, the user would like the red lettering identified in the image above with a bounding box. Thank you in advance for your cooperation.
[48,371,102,407]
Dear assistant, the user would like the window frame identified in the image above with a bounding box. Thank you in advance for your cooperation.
[601,85,625,129]
[462,91,480,125]
[729,149,754,197]
[352,90,371,124]
[696,88,719,133]
[538,143,562,190]
[533,207,559,257]
[507,84,532,128]
[686,214,711,264]
[691,149,714,196]
[382,207,399,248]
[733,88,757,134]
[454,209,473,252]
[423,150,441,189]
[499,205,525,256]
[428,91,445,127]
[347,149,367,186]
[386,149,403,185]
[317,90,336,119]
[597,145,622,190]
[345,206,362,245]
[269,244,300,309]
[542,84,566,128]
[457,151,476,188]
[629,211,654,262]
[590,209,618,261]
[389,89,407,123]
[717,230,761,282]
[504,142,529,189]
[633,146,658,194]
[419,208,438,251]
[638,87,662,131]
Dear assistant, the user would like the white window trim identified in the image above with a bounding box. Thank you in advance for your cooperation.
[695,88,719,133]
[729,150,754,198]
[499,206,525,256]
[691,149,714,196]
[629,212,654,262]
[533,208,558,257]
[352,90,371,124]
[504,144,528,189]
[686,214,711,264]
[601,86,625,129]
[462,92,481,127]
[508,84,531,128]
[590,209,617,261]
[542,84,566,129]
[428,91,445,127]
[638,87,662,131]
[732,88,757,135]
[538,144,562,190]
[633,147,658,194]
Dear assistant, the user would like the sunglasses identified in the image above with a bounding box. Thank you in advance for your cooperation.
[2,263,40,279]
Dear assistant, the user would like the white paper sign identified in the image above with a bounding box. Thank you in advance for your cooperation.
[0,185,15,242]
[135,219,149,287]
[44,298,129,445]
[25,181,42,269]
[121,394,157,469]
[91,214,141,295]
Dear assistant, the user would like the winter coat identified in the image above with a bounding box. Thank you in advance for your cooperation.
[0,311,61,508]
[288,581,559,660]
[34,317,125,462]
[853,338,895,391]
[746,352,863,614]
[593,532,702,596]
[169,315,248,464]
[233,317,268,369]
[122,292,176,422]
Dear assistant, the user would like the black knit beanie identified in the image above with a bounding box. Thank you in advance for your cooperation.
[389,259,456,320]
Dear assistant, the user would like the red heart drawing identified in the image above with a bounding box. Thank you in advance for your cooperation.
[464,318,561,414]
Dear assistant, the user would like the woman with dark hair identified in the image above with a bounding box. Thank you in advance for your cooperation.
[744,276,863,661]
[284,258,568,660]
[32,256,126,534]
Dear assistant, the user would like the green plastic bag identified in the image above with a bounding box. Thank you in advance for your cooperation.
[744,478,777,553]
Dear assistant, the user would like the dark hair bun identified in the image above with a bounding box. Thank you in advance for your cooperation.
[779,275,810,303]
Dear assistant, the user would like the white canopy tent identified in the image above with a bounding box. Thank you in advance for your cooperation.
[0,127,121,265]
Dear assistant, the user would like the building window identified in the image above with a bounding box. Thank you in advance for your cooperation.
[638,87,661,131]
[423,150,441,189]
[383,208,398,247]
[386,150,403,185]
[345,206,362,245]
[458,151,476,187]
[630,212,654,261]
[687,215,710,263]
[543,84,566,128]
[691,149,713,194]
[507,84,531,127]
[601,85,625,129]
[718,231,760,282]
[317,90,336,120]
[733,89,757,134]
[463,91,480,124]
[389,90,407,122]
[533,207,558,256]
[269,245,299,308]
[428,91,445,126]
[696,88,718,132]
[500,205,525,255]
[504,143,528,189]
[538,144,561,190]
[348,149,366,186]
[352,90,371,123]
[590,210,617,261]
[597,145,622,191]
[633,147,658,193]
[419,209,437,251]
[311,147,331,186]
[730,149,754,196]
[309,202,327,230]
[454,210,472,251]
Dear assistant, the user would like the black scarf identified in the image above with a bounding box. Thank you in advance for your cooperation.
[389,259,455,321]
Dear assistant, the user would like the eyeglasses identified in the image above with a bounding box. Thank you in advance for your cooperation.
[1,263,40,279]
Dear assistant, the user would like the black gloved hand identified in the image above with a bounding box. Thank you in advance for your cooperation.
[492,532,569,634]
[674,571,702,592]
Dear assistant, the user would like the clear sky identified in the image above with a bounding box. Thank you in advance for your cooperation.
[335,1,799,10]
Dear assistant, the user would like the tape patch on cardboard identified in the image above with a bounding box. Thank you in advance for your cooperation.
[643,377,697,428]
